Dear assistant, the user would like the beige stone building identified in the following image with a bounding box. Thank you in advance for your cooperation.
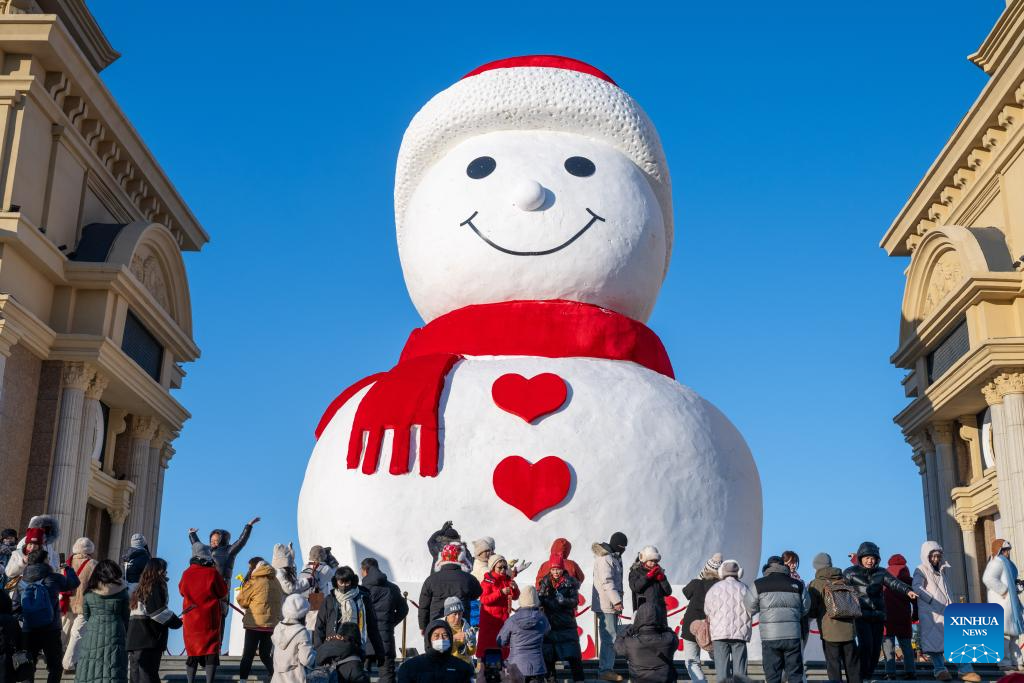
[883,0,1024,601]
[0,0,206,561]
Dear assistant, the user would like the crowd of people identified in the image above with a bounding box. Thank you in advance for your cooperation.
[1,516,1023,683]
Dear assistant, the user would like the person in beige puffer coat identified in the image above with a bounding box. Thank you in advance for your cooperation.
[236,558,284,682]
[271,594,315,683]
[62,537,97,671]
[703,560,750,680]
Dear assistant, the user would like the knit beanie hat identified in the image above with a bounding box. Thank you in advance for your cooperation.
[395,56,673,273]
[518,585,539,609]
[700,553,723,579]
[440,543,462,564]
[192,542,213,563]
[282,593,309,621]
[443,596,464,616]
[24,528,44,545]
[72,537,95,556]
[471,537,495,559]
[719,560,743,580]
[487,554,506,572]
[812,553,832,571]
[639,546,661,563]
[548,553,566,570]
[272,543,294,570]
[609,532,628,553]
[130,533,147,549]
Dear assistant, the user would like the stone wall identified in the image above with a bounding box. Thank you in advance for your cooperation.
[0,344,41,528]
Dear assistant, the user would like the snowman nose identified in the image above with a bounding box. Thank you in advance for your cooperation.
[510,179,547,211]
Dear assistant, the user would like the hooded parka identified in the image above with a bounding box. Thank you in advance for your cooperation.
[479,568,519,656]
[237,563,284,629]
[883,554,916,639]
[535,539,585,587]
[271,595,316,683]
[496,607,550,677]
[842,542,913,623]
[591,543,624,614]
[74,582,130,683]
[539,573,582,660]
[179,560,228,656]
[613,603,678,683]
[397,620,474,683]
[362,565,409,657]
[807,566,856,643]
[912,541,954,653]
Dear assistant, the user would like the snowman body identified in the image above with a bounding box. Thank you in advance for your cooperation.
[299,354,761,585]
[297,56,764,652]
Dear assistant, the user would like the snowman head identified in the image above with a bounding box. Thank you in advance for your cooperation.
[396,56,673,323]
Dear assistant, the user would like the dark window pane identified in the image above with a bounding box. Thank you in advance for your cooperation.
[122,311,163,381]
[927,319,969,383]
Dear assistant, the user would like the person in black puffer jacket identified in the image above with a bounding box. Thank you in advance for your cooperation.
[397,620,474,683]
[127,558,182,683]
[843,542,917,681]
[121,535,150,588]
[0,589,24,683]
[614,602,678,683]
[317,621,370,683]
[418,545,481,631]
[360,558,409,683]
[680,554,722,682]
[538,555,584,682]
[628,546,672,628]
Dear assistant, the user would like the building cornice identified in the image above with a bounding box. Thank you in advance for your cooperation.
[0,15,208,251]
[0,293,55,358]
[35,1,119,72]
[969,0,1024,75]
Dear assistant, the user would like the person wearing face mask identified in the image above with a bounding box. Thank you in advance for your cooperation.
[479,555,520,658]
[314,566,385,667]
[914,542,979,682]
[397,620,474,683]
[982,539,1024,672]
[844,542,918,682]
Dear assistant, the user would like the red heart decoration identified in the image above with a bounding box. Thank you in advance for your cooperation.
[492,455,572,520]
[491,373,567,423]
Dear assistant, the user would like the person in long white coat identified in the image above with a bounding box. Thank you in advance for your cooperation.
[982,538,1024,671]
[912,542,980,682]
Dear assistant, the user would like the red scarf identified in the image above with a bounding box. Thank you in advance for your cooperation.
[315,299,674,477]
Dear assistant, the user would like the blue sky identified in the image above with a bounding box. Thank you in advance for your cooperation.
[88,0,1000,599]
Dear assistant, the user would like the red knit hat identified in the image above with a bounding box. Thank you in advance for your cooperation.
[549,553,566,570]
[440,543,461,564]
[24,527,44,545]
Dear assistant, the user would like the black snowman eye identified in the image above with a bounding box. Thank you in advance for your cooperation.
[564,156,596,177]
[466,156,496,179]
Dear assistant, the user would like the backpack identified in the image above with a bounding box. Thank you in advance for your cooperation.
[307,565,324,612]
[20,579,54,629]
[823,579,862,619]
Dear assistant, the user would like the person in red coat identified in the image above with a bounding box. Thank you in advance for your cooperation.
[179,544,228,683]
[478,555,520,657]
[883,554,918,680]
[534,538,585,588]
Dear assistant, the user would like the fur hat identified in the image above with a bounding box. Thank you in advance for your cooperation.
[638,546,661,563]
[282,594,309,621]
[700,553,723,579]
[24,528,45,546]
[471,537,495,559]
[812,553,832,571]
[191,542,213,563]
[395,56,673,273]
[440,543,462,564]
[719,559,743,580]
[992,538,1011,557]
[130,533,147,550]
[72,537,95,556]
[309,545,326,563]
[443,596,464,616]
[28,515,59,543]
[548,553,566,570]
[518,584,539,609]
[272,543,294,570]
[487,554,506,572]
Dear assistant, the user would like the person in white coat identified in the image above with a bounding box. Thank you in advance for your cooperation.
[592,532,627,682]
[271,594,316,683]
[982,538,1024,671]
[470,538,495,582]
[703,560,750,680]
[912,542,980,682]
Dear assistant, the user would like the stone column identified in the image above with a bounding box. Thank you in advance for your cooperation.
[0,340,9,405]
[124,415,157,549]
[929,421,967,597]
[69,372,109,543]
[150,444,174,554]
[919,431,944,545]
[108,509,127,562]
[142,427,171,545]
[957,512,981,602]
[912,451,934,541]
[47,361,95,553]
[993,370,1024,553]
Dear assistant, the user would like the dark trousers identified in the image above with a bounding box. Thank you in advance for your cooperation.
[762,638,804,683]
[376,655,397,683]
[823,640,861,683]
[239,629,274,679]
[854,620,884,680]
[543,655,585,682]
[24,629,62,683]
[129,648,164,683]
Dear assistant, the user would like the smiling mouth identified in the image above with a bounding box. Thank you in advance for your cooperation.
[459,208,606,256]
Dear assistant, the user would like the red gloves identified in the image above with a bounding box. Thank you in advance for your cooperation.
[646,565,666,581]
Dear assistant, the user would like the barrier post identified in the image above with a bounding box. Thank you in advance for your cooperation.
[401,591,408,660]
[593,611,599,661]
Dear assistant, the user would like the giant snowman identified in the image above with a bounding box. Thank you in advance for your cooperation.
[299,56,762,624]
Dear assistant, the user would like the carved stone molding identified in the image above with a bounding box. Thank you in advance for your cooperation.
[129,248,171,313]
[912,451,927,475]
[929,421,956,446]
[61,361,95,390]
[151,424,174,448]
[956,511,979,531]
[982,381,1003,405]
[160,443,175,469]
[994,369,1024,398]
[922,251,964,316]
[126,414,158,440]
[84,372,109,401]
